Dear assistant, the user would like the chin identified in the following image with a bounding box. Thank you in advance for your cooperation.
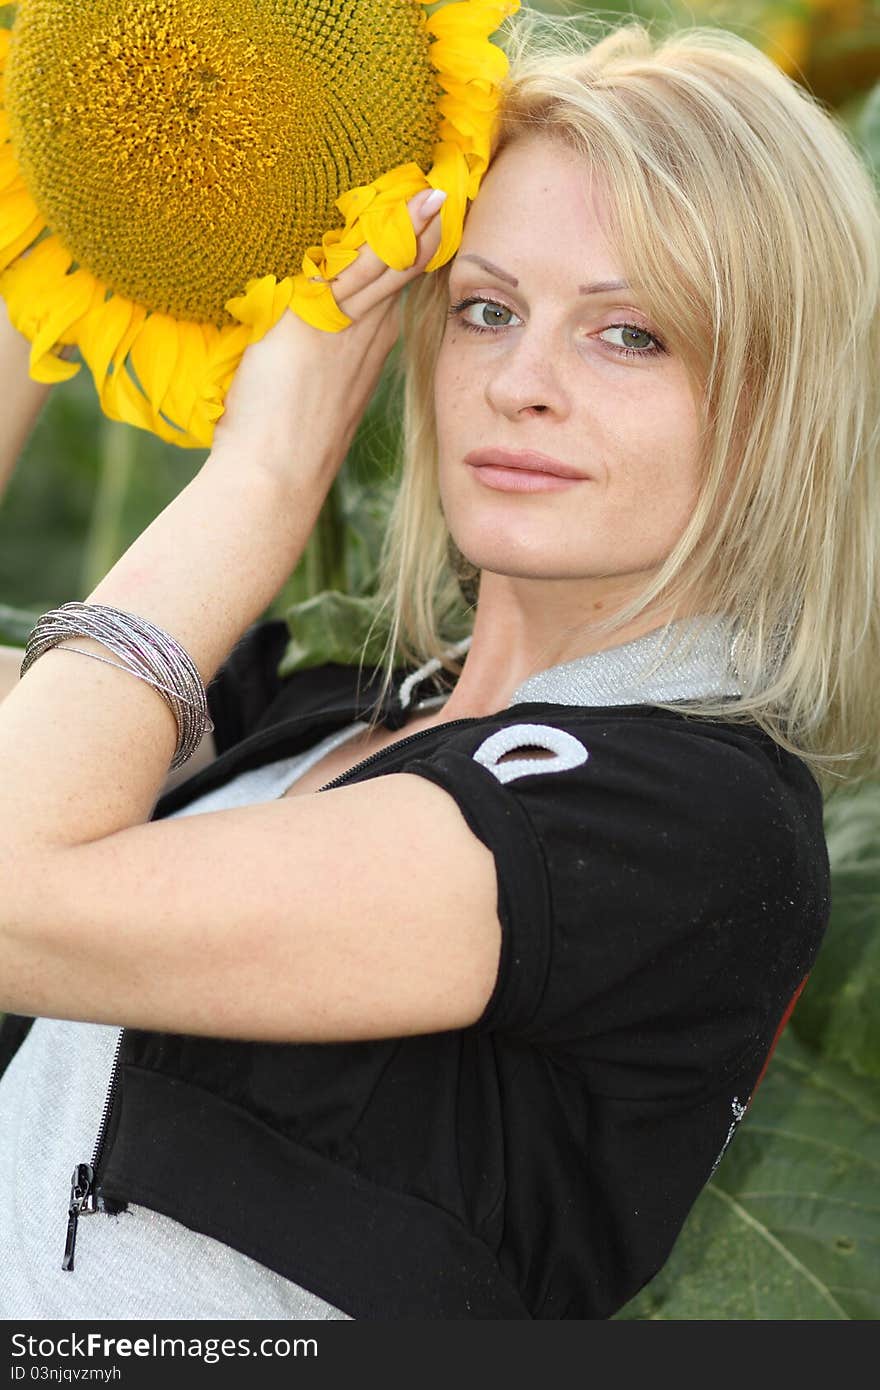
[451,530,591,579]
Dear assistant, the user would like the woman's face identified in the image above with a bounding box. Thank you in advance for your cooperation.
[434,135,704,599]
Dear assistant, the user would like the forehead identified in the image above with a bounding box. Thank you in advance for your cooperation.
[456,134,622,281]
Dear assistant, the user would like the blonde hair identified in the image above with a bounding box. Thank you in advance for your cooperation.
[361,14,880,797]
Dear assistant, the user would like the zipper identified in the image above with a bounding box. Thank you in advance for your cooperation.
[62,1025,124,1270]
[61,709,480,1272]
[312,714,477,792]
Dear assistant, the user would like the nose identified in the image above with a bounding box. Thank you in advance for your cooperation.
[484,323,571,421]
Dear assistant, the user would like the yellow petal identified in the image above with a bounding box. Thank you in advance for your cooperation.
[0,142,22,191]
[356,165,433,271]
[2,240,112,385]
[434,71,498,107]
[186,321,251,448]
[335,184,379,228]
[290,273,351,332]
[129,313,180,428]
[177,322,247,443]
[370,163,431,202]
[0,211,44,271]
[105,353,185,445]
[98,303,159,434]
[430,34,509,87]
[76,292,138,398]
[225,274,295,340]
[0,234,73,336]
[29,269,103,378]
[361,196,419,271]
[160,321,211,438]
[226,273,277,332]
[439,91,494,149]
[426,1,519,42]
[25,353,79,385]
[0,183,44,265]
[426,142,471,270]
[319,238,362,280]
[203,320,251,385]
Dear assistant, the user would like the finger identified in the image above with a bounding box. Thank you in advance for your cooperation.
[330,188,446,300]
[331,188,447,320]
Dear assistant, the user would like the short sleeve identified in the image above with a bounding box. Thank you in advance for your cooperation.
[406,713,829,1103]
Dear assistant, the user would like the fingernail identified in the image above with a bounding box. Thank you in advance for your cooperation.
[421,188,447,219]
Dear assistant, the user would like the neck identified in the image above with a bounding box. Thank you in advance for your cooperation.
[436,575,704,722]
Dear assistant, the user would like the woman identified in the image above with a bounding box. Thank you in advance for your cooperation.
[0,21,878,1320]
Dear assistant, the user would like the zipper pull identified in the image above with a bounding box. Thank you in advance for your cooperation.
[62,1162,96,1272]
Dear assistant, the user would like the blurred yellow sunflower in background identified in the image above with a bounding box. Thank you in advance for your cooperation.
[0,0,518,447]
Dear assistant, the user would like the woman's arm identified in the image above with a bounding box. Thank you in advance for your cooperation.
[0,302,215,788]
[0,298,53,503]
[2,644,218,791]
[0,188,445,850]
[0,307,397,843]
[0,191,503,1042]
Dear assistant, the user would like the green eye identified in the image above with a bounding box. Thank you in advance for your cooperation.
[599,323,665,357]
[619,326,654,350]
[480,303,514,327]
[448,298,522,333]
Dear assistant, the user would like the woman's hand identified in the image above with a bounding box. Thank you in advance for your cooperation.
[210,187,447,486]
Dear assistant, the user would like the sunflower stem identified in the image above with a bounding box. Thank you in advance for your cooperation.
[79,421,136,596]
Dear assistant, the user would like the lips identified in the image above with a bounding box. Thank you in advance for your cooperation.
[464,448,590,481]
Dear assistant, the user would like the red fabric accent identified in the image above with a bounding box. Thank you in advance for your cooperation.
[750,973,810,1099]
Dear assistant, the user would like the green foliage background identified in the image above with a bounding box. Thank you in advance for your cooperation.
[1,1,879,1320]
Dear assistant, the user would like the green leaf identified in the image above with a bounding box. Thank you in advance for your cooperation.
[278,590,393,675]
[790,781,880,1079]
[616,1032,880,1319]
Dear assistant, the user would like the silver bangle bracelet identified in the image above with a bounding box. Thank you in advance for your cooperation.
[21,601,214,771]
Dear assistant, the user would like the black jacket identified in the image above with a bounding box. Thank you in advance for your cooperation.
[1,620,831,1319]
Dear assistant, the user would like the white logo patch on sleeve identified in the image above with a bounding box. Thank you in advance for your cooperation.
[472,724,590,785]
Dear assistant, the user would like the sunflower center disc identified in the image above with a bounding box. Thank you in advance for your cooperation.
[6,0,440,325]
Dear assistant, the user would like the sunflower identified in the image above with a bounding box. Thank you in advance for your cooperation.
[0,0,518,448]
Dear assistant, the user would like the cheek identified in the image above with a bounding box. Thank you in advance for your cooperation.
[670,407,704,506]
[433,341,468,448]
[433,345,449,417]
[628,389,702,489]
[595,392,702,542]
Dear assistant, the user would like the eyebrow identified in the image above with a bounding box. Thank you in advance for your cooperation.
[455,255,631,298]
[580,278,631,295]
[456,253,518,286]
